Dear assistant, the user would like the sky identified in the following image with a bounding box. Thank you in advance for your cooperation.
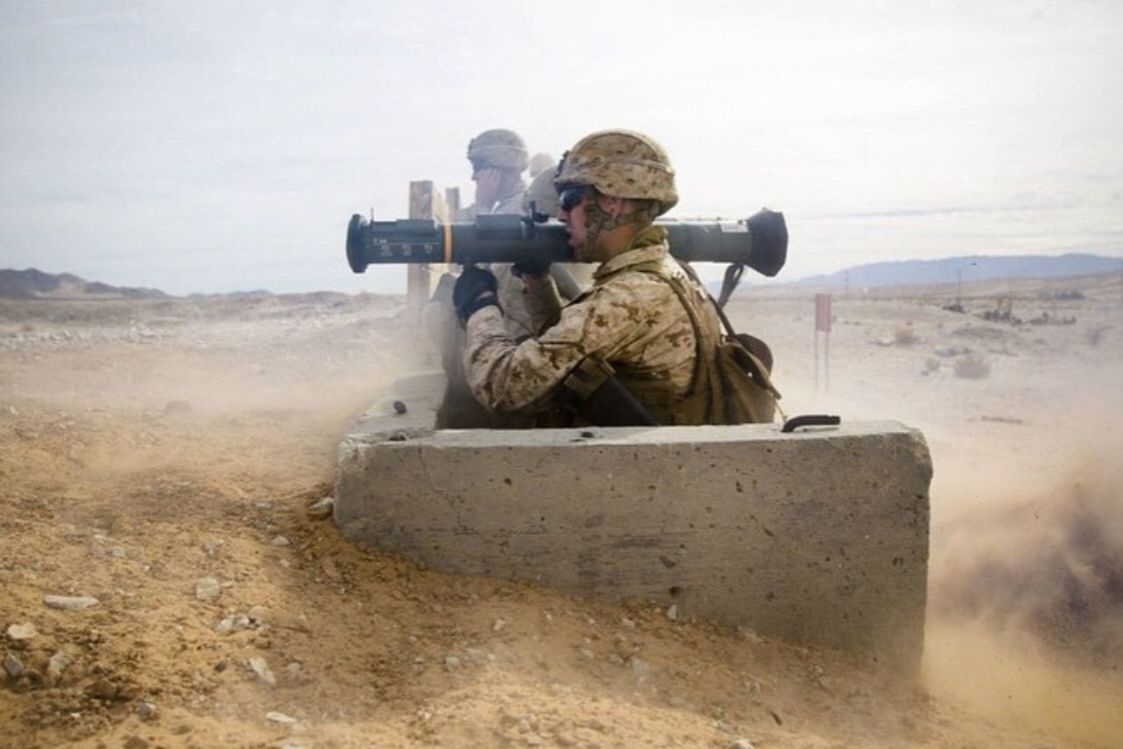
[1,0,1121,294]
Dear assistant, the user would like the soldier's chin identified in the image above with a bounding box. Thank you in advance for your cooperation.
[573,242,596,263]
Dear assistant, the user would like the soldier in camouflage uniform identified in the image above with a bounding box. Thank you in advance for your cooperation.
[452,129,729,425]
[429,129,534,427]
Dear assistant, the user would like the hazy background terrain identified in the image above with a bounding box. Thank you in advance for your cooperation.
[2,0,1122,294]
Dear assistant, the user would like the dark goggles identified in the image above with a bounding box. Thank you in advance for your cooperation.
[558,185,587,213]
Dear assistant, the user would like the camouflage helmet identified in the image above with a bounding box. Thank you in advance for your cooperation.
[522,168,560,220]
[528,152,555,178]
[467,128,529,172]
[554,129,678,215]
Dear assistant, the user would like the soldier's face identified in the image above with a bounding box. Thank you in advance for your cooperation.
[472,166,502,208]
[559,194,590,259]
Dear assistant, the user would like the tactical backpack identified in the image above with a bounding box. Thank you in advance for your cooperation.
[654,265,781,425]
[558,258,780,426]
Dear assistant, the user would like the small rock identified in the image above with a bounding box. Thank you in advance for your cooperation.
[137,700,158,721]
[43,594,99,611]
[307,496,334,520]
[492,618,507,633]
[320,557,341,582]
[666,604,678,621]
[3,652,24,678]
[215,614,251,634]
[202,538,224,557]
[266,711,298,725]
[249,656,276,686]
[731,739,756,749]
[195,577,221,601]
[247,605,268,623]
[444,655,461,670]
[46,651,72,681]
[6,622,38,641]
[270,535,290,547]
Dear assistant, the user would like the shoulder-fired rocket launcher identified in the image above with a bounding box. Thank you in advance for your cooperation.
[346,209,787,278]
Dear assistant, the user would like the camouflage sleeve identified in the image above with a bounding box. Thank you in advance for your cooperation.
[463,283,644,414]
[490,264,534,339]
[523,277,564,335]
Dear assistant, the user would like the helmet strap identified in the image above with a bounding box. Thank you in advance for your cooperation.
[583,197,657,254]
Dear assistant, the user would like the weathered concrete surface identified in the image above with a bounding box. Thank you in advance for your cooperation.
[336,375,931,670]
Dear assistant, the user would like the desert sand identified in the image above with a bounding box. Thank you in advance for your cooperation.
[1,273,1121,748]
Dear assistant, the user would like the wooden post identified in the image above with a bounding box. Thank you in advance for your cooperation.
[445,187,461,221]
[407,181,449,320]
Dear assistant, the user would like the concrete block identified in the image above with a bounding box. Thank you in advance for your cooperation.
[335,374,931,670]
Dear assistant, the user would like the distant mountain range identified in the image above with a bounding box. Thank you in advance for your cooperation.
[6,253,1122,300]
[789,253,1122,289]
[0,268,166,299]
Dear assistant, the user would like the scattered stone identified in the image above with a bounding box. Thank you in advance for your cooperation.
[307,496,334,520]
[6,622,38,641]
[46,651,72,682]
[666,604,679,621]
[137,699,158,721]
[620,616,636,629]
[202,538,224,558]
[4,652,24,678]
[248,605,268,623]
[254,501,272,510]
[492,618,507,633]
[214,660,228,673]
[248,656,276,686]
[265,711,298,725]
[444,654,461,671]
[270,535,291,547]
[195,577,221,601]
[43,594,99,611]
[731,740,756,749]
[215,614,251,634]
[320,557,341,582]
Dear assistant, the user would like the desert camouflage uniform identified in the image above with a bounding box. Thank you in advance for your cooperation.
[428,182,536,428]
[464,227,717,419]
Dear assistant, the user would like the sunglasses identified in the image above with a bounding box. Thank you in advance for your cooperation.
[558,185,587,213]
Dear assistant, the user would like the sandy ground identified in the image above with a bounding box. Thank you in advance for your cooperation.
[1,276,1121,748]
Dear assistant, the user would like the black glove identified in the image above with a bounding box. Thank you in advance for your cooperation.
[511,259,551,279]
[452,266,500,325]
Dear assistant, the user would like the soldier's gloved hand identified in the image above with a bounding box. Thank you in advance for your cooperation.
[452,266,500,326]
[511,259,551,279]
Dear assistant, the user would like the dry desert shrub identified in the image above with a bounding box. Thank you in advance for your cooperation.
[1086,325,1109,347]
[954,353,991,379]
[894,325,920,345]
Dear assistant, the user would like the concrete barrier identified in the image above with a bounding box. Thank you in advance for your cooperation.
[335,373,931,670]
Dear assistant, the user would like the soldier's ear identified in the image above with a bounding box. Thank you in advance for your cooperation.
[602,196,626,219]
